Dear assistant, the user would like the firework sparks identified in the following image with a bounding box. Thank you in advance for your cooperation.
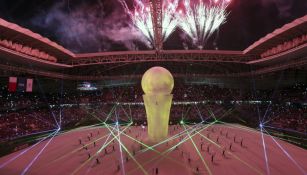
[119,0,231,49]
[179,0,231,49]
[119,0,180,48]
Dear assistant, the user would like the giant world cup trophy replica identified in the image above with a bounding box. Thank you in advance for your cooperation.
[141,67,174,143]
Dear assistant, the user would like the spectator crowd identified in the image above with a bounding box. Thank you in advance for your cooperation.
[0,83,306,141]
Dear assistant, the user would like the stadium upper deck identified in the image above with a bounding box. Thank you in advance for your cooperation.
[0,15,306,80]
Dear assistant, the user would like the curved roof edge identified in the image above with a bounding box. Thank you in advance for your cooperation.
[247,43,307,65]
[0,18,75,58]
[0,46,73,69]
[243,15,307,54]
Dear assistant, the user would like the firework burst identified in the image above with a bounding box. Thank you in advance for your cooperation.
[179,0,231,49]
[119,0,180,48]
[118,0,231,49]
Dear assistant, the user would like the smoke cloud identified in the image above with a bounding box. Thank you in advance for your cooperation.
[260,0,294,17]
[31,1,147,53]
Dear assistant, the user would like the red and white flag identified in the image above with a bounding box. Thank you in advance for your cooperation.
[8,77,17,92]
[26,78,33,92]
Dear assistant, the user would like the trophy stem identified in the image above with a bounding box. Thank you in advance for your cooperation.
[143,94,173,143]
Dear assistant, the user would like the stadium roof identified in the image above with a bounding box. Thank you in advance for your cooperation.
[0,15,306,80]
[244,15,307,54]
[0,18,75,60]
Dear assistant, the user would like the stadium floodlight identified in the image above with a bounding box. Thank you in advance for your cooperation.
[180,120,184,125]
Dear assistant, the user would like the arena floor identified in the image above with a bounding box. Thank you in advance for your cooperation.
[0,123,306,175]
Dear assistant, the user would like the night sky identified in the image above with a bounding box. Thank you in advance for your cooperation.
[0,0,306,53]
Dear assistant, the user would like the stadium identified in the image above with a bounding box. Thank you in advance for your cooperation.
[0,0,306,175]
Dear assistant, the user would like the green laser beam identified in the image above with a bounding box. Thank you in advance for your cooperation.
[104,123,148,175]
[183,123,212,175]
